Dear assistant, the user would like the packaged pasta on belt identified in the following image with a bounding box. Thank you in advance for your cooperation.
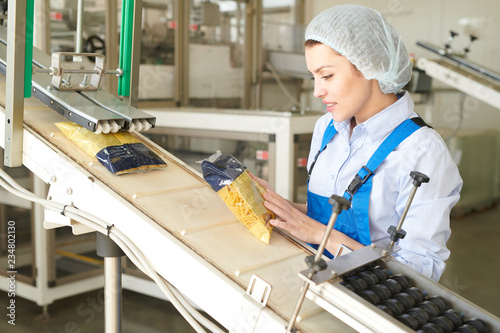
[201,152,274,244]
[55,122,167,175]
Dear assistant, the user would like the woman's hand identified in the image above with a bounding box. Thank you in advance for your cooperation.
[262,188,325,245]
[248,172,272,191]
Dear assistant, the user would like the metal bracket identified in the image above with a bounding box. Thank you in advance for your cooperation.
[299,239,401,285]
[51,52,104,91]
[246,275,272,307]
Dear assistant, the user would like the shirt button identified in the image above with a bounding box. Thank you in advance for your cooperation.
[331,174,336,181]
[344,147,349,153]
[423,260,430,266]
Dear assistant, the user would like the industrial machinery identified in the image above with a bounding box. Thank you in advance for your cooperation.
[1,84,499,332]
[415,34,500,111]
[1,2,499,333]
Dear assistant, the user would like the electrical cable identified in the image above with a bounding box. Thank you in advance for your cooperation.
[0,169,225,333]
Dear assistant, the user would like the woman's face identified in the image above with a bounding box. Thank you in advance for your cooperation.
[305,43,378,124]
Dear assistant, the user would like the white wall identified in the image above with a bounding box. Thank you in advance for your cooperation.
[305,0,500,131]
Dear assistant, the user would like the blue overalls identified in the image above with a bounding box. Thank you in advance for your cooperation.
[306,117,427,257]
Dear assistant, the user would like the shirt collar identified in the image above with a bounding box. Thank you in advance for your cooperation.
[333,91,414,143]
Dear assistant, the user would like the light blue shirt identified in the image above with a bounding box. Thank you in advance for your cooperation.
[307,92,463,281]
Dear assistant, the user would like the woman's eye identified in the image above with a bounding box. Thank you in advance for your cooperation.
[321,74,333,80]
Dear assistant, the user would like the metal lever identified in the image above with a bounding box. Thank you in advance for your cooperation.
[286,195,350,332]
[388,171,430,247]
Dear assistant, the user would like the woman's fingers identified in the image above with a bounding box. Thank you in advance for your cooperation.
[249,172,271,189]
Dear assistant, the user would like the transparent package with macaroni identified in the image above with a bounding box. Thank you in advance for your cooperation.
[56,122,167,175]
[200,152,274,244]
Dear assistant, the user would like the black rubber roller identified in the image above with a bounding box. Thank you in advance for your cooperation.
[393,292,417,311]
[441,309,464,328]
[369,266,391,281]
[405,286,427,304]
[370,284,392,302]
[427,296,448,313]
[345,276,368,292]
[419,300,442,319]
[381,298,405,317]
[398,313,420,330]
[391,274,412,290]
[358,289,381,305]
[340,281,355,292]
[358,271,380,288]
[432,316,455,333]
[377,304,394,317]
[465,318,489,333]
[381,278,403,295]
[418,322,445,333]
[455,324,481,333]
[408,307,431,327]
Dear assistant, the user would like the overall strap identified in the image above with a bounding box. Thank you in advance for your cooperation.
[344,117,427,200]
[308,120,337,177]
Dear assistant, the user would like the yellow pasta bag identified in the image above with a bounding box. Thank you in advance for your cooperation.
[56,122,167,175]
[201,152,274,244]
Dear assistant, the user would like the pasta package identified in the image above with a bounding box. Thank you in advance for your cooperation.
[201,152,274,244]
[56,122,167,175]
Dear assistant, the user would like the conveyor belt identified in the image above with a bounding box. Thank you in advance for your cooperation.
[0,74,353,332]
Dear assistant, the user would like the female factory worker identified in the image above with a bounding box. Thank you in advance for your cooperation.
[252,5,462,282]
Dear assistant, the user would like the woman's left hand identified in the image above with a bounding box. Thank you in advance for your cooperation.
[262,189,325,245]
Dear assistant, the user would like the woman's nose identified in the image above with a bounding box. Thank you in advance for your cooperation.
[313,81,325,98]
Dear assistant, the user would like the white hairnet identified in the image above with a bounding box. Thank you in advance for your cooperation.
[304,5,412,94]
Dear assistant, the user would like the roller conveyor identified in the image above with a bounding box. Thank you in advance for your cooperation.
[301,240,500,333]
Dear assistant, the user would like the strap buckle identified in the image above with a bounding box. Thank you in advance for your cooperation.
[346,166,373,197]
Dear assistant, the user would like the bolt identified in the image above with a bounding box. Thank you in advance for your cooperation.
[381,249,388,256]
[47,85,53,90]
[66,188,73,195]
[63,74,72,87]
[50,176,57,183]
[370,243,377,249]
[79,75,88,88]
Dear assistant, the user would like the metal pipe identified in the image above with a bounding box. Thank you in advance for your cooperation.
[174,0,189,106]
[62,69,100,75]
[105,0,119,95]
[104,257,122,333]
[389,185,418,247]
[286,209,341,331]
[75,0,84,56]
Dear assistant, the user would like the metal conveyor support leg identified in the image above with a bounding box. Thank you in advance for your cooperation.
[97,232,125,333]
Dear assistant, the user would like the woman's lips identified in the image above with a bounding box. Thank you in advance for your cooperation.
[325,103,336,112]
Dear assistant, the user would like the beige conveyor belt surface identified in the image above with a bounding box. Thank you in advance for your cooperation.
[0,75,354,332]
